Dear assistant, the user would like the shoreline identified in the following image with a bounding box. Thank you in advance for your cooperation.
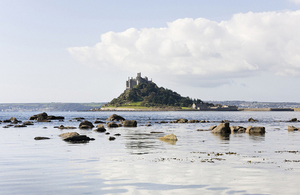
[86,107,299,112]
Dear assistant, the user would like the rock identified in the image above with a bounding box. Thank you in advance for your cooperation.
[174,118,188,123]
[10,117,21,123]
[230,126,246,133]
[58,125,76,130]
[188,120,199,123]
[64,135,95,143]
[59,132,80,139]
[107,122,119,128]
[159,121,168,123]
[248,118,258,122]
[123,120,137,127]
[105,132,110,135]
[289,118,298,122]
[106,114,125,121]
[288,126,299,131]
[14,124,27,128]
[94,124,106,132]
[159,134,178,141]
[246,126,265,134]
[34,137,50,140]
[109,136,116,141]
[47,115,65,120]
[208,125,217,130]
[23,121,34,125]
[36,112,50,122]
[145,124,152,127]
[79,120,94,129]
[94,120,104,124]
[211,123,231,134]
[2,120,12,123]
[114,133,121,136]
[197,129,210,131]
[150,131,164,133]
[73,117,85,121]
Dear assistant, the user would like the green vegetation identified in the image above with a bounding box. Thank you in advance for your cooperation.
[106,82,205,108]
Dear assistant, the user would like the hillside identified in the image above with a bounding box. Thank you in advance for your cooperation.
[106,82,207,108]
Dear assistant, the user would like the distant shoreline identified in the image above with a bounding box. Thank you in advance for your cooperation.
[87,107,299,112]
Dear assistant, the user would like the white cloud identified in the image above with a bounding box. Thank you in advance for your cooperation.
[68,10,300,87]
[289,0,300,4]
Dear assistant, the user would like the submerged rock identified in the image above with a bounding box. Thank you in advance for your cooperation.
[58,125,76,130]
[64,135,95,143]
[159,134,178,141]
[289,118,298,122]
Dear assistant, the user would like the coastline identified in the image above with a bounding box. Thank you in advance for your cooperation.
[87,107,299,112]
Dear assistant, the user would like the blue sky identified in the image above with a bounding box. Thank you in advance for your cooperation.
[1,0,300,103]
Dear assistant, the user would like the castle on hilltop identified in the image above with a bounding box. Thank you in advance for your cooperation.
[126,73,152,90]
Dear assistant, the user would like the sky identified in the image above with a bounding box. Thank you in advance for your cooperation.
[1,0,300,103]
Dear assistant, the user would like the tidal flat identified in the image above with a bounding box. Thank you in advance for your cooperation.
[1,111,300,194]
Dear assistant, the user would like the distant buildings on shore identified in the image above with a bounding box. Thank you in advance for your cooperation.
[126,72,152,90]
[192,103,238,111]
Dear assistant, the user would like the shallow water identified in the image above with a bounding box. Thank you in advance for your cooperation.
[1,111,300,194]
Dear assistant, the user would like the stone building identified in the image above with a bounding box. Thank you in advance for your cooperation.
[126,73,152,90]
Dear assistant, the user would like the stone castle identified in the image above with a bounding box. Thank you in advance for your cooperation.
[126,73,152,90]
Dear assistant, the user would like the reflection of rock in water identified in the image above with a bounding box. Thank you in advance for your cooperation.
[124,133,160,155]
[212,133,230,141]
[248,134,265,142]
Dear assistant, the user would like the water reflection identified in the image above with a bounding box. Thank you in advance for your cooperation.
[248,134,265,142]
[212,133,230,141]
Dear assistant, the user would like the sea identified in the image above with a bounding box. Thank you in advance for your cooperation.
[1,111,300,195]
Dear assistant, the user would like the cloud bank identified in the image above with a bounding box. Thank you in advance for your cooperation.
[68,10,300,87]
[290,0,300,4]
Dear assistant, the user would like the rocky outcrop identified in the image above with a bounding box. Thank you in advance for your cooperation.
[211,123,231,134]
[47,115,64,120]
[29,112,50,122]
[79,121,94,129]
[188,120,199,123]
[230,126,246,133]
[123,120,137,127]
[106,114,125,121]
[245,126,265,134]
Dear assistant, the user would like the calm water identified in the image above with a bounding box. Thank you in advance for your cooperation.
[1,111,300,194]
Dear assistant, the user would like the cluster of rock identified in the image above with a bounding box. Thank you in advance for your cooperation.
[209,122,265,135]
[29,112,64,122]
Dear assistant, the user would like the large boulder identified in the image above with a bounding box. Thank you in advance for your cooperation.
[230,126,246,133]
[106,114,125,121]
[246,126,265,134]
[79,120,94,129]
[123,120,137,127]
[211,123,231,134]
